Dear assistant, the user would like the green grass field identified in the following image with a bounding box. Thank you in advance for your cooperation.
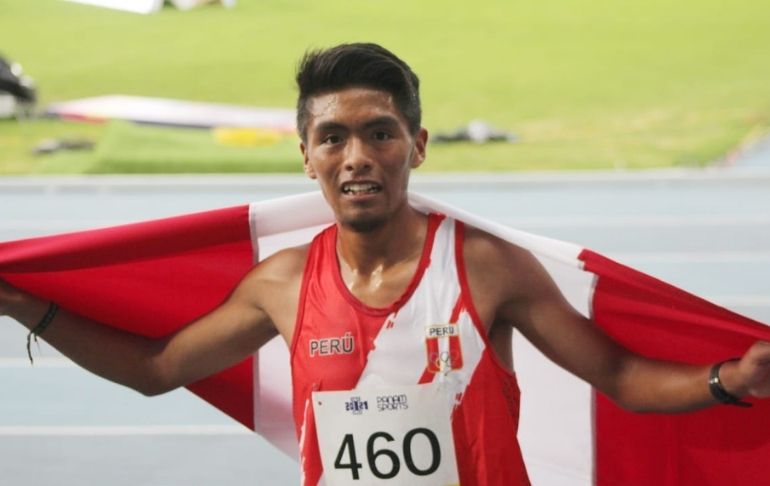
[0,0,768,174]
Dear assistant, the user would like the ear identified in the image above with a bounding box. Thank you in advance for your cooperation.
[410,127,428,169]
[300,141,317,179]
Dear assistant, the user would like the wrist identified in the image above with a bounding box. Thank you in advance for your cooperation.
[718,359,750,398]
[709,359,752,407]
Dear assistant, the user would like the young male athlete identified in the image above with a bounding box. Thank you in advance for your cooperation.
[2,43,770,485]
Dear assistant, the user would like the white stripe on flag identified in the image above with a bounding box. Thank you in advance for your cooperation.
[0,425,251,436]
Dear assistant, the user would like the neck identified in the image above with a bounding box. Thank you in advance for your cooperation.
[336,204,427,275]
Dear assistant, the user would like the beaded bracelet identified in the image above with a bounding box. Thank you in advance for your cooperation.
[26,302,59,365]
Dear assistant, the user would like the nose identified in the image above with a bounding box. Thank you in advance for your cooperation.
[343,136,373,174]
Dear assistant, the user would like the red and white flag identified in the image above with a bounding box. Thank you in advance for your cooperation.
[1,192,768,485]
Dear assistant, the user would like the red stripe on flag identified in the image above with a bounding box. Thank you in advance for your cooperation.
[0,205,257,430]
[580,249,770,485]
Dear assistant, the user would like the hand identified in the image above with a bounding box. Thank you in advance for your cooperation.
[733,341,770,398]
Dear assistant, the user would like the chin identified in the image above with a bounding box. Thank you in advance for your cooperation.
[340,212,388,233]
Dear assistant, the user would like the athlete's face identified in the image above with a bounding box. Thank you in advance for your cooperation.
[301,87,427,232]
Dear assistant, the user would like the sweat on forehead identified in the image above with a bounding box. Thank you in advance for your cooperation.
[308,88,396,118]
[303,89,408,141]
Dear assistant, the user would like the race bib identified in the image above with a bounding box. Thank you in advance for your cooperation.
[312,384,460,486]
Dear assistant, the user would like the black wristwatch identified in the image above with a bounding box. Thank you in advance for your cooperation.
[709,359,752,408]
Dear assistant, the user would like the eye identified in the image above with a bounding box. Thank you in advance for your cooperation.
[373,131,392,141]
[322,134,342,145]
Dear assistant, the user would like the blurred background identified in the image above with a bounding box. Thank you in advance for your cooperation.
[1,1,770,485]
[1,0,769,174]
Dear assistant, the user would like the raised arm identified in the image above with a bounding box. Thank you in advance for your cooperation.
[464,227,770,413]
[0,246,306,396]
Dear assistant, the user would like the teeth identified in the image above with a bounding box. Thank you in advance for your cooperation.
[343,183,380,195]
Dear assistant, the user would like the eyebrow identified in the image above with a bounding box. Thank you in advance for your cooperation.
[312,116,400,134]
[313,121,347,134]
[361,116,400,130]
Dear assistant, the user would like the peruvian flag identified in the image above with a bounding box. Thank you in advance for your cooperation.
[1,192,768,485]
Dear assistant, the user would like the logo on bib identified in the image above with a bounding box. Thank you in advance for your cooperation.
[425,323,463,373]
[345,397,369,415]
[377,394,409,412]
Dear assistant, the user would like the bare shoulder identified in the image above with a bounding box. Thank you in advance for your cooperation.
[460,224,555,365]
[234,244,308,299]
[461,224,559,326]
[462,224,543,288]
[251,245,310,283]
[218,243,310,343]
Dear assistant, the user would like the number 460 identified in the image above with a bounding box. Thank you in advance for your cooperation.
[334,428,441,480]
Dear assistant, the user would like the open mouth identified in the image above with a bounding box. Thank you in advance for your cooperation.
[341,181,382,196]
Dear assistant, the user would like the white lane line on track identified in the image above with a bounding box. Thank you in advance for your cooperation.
[3,215,770,232]
[610,251,770,263]
[2,167,770,189]
[709,296,770,307]
[0,425,252,436]
[0,220,119,230]
[0,357,73,367]
[501,215,770,229]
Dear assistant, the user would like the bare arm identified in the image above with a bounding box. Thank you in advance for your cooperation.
[465,228,770,413]
[0,247,305,396]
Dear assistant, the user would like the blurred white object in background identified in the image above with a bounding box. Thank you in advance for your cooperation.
[64,0,163,14]
[0,94,15,118]
[63,0,235,14]
[171,0,236,10]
